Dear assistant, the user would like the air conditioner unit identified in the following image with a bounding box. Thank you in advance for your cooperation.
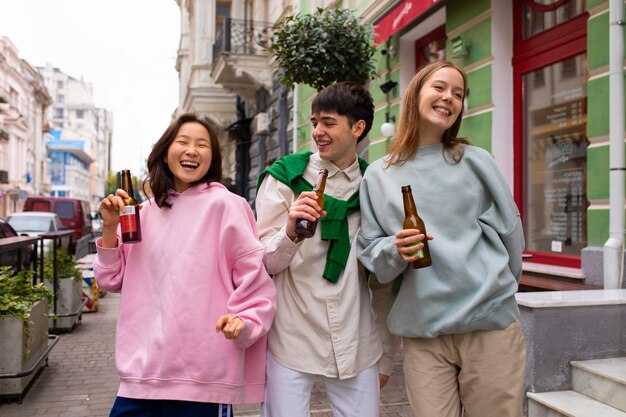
[251,112,270,135]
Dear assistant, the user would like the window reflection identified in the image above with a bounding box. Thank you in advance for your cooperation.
[523,54,588,256]
[522,0,584,40]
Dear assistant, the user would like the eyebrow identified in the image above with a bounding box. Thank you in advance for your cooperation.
[176,134,210,142]
[310,115,338,123]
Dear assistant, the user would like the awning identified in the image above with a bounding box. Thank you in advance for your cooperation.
[374,0,442,45]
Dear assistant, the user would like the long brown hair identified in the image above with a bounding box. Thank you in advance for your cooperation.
[387,61,469,166]
[143,113,223,208]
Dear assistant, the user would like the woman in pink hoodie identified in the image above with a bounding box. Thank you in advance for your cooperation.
[95,113,276,417]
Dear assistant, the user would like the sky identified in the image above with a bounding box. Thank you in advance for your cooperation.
[0,0,181,177]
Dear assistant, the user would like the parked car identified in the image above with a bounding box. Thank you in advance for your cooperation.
[23,197,93,248]
[0,217,35,271]
[6,212,72,254]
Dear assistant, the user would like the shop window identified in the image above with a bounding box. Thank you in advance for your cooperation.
[522,56,588,257]
[513,0,588,267]
[522,0,584,40]
[414,25,446,72]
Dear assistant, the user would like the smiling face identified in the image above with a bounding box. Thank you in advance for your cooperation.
[165,121,212,192]
[310,111,364,170]
[417,67,465,144]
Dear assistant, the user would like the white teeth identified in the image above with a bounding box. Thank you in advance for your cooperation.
[434,107,450,116]
[180,161,199,168]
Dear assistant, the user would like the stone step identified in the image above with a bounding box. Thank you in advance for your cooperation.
[571,357,626,412]
[528,390,626,417]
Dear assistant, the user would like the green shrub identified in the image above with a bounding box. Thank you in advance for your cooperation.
[43,248,81,282]
[0,266,53,324]
[269,8,376,91]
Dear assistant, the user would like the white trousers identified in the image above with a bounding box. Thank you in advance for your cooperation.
[260,352,380,417]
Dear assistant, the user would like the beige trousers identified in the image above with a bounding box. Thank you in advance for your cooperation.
[403,320,527,417]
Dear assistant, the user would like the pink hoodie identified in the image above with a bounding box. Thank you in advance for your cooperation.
[94,182,276,404]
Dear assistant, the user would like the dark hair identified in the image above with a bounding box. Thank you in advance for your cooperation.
[388,61,469,166]
[143,113,222,208]
[311,81,374,143]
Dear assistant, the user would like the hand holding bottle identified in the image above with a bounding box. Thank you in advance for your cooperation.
[288,168,329,242]
[399,185,433,268]
[395,228,433,265]
[98,189,131,248]
[286,191,326,242]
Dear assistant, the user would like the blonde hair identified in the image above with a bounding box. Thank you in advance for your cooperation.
[387,61,469,166]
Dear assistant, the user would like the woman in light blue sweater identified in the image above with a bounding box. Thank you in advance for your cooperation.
[357,61,526,417]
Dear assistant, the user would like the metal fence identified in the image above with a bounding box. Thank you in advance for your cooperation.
[213,18,273,63]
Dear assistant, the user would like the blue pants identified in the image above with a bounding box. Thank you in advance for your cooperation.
[109,396,234,417]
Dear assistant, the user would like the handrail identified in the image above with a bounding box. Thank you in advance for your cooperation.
[54,297,88,319]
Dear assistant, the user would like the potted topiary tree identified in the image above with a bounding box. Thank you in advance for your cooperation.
[269,7,377,91]
[43,248,83,331]
[0,267,53,397]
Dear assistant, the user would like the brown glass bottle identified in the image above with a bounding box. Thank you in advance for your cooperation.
[119,170,142,244]
[402,185,432,268]
[295,168,329,239]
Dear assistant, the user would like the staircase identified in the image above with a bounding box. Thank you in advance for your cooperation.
[527,357,626,416]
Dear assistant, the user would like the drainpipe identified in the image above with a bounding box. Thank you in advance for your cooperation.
[604,0,625,289]
[292,84,298,153]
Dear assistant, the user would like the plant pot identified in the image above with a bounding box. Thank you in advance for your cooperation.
[0,298,49,396]
[44,277,82,331]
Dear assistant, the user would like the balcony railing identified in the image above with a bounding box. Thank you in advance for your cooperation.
[213,18,273,63]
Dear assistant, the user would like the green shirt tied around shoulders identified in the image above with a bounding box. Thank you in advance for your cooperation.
[257,151,368,283]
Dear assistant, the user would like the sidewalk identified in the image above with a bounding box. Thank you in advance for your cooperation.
[0,292,411,417]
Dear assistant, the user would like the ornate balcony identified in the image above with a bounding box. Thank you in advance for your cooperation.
[212,18,273,99]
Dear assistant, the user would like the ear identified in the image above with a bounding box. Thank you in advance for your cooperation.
[352,120,366,139]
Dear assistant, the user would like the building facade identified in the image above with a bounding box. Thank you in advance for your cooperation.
[175,0,298,203]
[292,0,621,288]
[38,64,112,209]
[175,0,623,287]
[175,0,239,191]
[0,36,52,216]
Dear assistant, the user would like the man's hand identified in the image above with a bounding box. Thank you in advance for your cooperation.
[285,191,325,241]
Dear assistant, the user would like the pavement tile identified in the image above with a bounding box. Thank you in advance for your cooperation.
[0,292,412,417]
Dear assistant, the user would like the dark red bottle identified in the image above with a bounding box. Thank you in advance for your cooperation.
[119,170,142,243]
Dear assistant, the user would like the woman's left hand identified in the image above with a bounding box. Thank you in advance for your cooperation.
[216,314,244,339]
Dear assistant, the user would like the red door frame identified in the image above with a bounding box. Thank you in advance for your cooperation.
[512,1,588,267]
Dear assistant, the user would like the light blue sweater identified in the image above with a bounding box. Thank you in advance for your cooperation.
[357,144,524,338]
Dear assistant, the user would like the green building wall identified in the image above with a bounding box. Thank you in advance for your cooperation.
[292,0,622,254]
[586,1,625,247]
